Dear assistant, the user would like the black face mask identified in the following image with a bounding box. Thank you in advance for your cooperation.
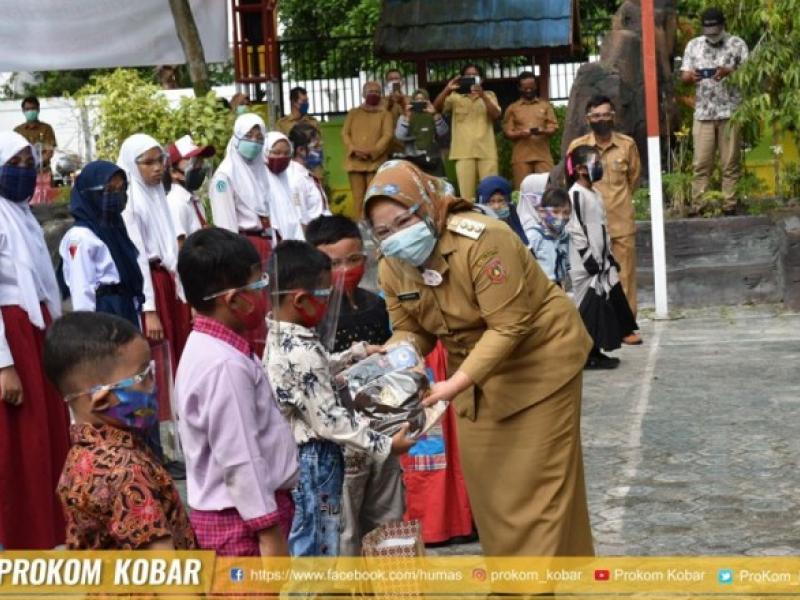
[589,120,613,137]
[521,90,537,100]
[183,166,207,192]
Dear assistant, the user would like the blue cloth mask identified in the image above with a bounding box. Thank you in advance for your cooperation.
[0,165,37,203]
[299,101,310,116]
[237,139,264,162]
[104,387,159,431]
[100,190,127,222]
[543,213,568,235]
[306,148,324,169]
[494,206,511,220]
[381,221,437,267]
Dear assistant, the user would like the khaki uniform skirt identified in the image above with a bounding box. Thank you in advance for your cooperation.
[456,371,594,556]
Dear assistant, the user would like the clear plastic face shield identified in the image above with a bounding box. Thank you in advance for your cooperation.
[317,269,344,352]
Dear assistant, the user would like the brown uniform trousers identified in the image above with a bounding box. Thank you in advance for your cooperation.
[379,211,594,556]
[503,98,558,189]
[568,132,641,316]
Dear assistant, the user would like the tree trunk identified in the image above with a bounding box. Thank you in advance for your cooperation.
[168,0,211,97]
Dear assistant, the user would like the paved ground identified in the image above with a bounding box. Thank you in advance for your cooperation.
[429,304,800,556]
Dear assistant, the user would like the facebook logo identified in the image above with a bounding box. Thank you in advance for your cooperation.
[230,567,245,583]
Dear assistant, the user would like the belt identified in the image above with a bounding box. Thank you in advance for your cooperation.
[239,229,266,237]
[149,258,163,267]
[96,283,124,298]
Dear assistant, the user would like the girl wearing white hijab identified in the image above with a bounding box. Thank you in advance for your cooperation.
[210,113,273,261]
[0,131,70,549]
[118,133,191,371]
[264,131,307,241]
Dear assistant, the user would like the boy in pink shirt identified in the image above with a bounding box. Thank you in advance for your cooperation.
[175,227,298,556]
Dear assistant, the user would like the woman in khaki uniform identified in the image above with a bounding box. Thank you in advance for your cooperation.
[363,160,595,556]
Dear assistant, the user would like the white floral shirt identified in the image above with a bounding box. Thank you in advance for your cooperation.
[681,33,749,121]
[264,320,391,462]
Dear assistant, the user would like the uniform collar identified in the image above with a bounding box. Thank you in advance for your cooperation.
[519,97,540,104]
[587,131,619,150]
[194,315,252,356]
[267,318,318,339]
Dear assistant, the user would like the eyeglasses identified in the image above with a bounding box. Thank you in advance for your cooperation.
[63,361,156,402]
[203,273,270,301]
[587,111,615,121]
[135,153,168,167]
[371,204,421,241]
[330,253,367,269]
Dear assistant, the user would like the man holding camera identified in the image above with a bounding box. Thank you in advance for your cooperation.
[434,64,501,201]
[502,72,558,189]
[681,7,748,214]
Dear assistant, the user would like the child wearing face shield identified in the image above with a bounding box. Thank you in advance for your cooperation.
[566,145,637,370]
[527,188,572,287]
[165,135,215,248]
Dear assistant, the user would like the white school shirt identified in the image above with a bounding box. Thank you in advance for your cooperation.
[287,161,330,224]
[209,172,264,233]
[58,227,120,312]
[167,183,206,238]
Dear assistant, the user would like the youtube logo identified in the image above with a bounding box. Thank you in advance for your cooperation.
[594,569,611,581]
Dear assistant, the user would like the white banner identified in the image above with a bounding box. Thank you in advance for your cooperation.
[0,0,229,71]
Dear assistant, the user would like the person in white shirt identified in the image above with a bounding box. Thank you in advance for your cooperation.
[59,160,144,327]
[264,131,307,241]
[209,113,273,262]
[0,131,70,550]
[165,135,215,246]
[287,123,330,223]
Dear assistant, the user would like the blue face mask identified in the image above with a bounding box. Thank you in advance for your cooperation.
[494,206,510,220]
[381,220,437,267]
[306,148,324,169]
[104,387,159,431]
[100,190,127,222]
[299,101,310,115]
[0,165,37,203]
[543,213,568,235]
[237,138,264,162]
[235,105,248,115]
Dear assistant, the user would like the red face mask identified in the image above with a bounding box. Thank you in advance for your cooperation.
[365,93,381,107]
[267,156,291,174]
[338,264,365,294]
[231,290,268,331]
[297,294,329,328]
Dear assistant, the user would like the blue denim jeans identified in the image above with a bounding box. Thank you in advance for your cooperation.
[289,439,345,557]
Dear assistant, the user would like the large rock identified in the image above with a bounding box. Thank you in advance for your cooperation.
[31,203,73,268]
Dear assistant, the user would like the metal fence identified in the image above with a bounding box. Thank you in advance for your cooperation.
[277,20,609,118]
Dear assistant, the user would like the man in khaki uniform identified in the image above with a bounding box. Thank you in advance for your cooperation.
[382,68,408,156]
[364,160,594,557]
[568,95,642,332]
[341,81,394,216]
[14,96,56,171]
[276,86,320,136]
[433,64,501,201]
[503,72,558,189]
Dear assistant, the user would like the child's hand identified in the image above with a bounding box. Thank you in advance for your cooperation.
[0,366,23,406]
[390,423,415,455]
[144,311,164,341]
[365,344,386,356]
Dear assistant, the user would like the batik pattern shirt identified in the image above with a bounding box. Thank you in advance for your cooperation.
[57,424,197,550]
[265,320,391,461]
[681,34,749,120]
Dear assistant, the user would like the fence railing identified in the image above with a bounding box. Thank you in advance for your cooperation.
[277,20,609,118]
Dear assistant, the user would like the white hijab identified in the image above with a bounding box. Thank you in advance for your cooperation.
[517,173,550,230]
[117,133,179,272]
[215,113,271,218]
[264,131,305,241]
[0,131,61,328]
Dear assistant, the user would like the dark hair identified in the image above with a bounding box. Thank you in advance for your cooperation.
[268,240,331,296]
[585,95,615,113]
[288,123,318,156]
[460,63,484,78]
[178,227,260,312]
[541,188,571,209]
[289,86,308,104]
[21,96,39,109]
[44,312,140,392]
[517,71,536,85]
[305,215,362,247]
[567,144,599,185]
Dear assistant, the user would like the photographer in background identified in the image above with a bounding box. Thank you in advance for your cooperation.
[433,64,500,201]
[680,7,748,215]
[394,89,449,177]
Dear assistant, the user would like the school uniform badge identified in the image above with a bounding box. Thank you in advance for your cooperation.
[484,257,507,284]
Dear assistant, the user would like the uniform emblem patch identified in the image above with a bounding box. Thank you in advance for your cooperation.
[484,258,507,284]
[215,179,227,193]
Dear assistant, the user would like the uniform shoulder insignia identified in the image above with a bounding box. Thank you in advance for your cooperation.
[447,216,486,240]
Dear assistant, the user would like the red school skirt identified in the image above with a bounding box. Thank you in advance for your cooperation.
[0,304,70,549]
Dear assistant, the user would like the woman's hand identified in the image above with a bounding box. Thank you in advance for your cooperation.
[144,311,164,341]
[422,371,473,407]
[0,366,23,406]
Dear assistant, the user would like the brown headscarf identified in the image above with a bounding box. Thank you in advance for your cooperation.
[363,159,473,234]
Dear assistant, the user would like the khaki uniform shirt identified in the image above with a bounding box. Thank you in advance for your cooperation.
[275,114,320,136]
[568,131,641,238]
[502,98,557,165]
[443,92,500,161]
[379,211,591,423]
[14,121,57,167]
[341,107,394,172]
[382,96,407,155]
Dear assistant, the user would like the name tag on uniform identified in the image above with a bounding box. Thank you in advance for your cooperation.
[398,291,421,302]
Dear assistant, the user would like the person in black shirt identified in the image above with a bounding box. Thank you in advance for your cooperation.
[305,215,404,555]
